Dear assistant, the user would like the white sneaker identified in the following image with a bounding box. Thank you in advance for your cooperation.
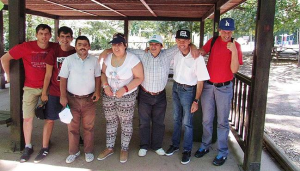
[85,153,94,163]
[138,149,147,157]
[155,148,166,156]
[66,151,80,164]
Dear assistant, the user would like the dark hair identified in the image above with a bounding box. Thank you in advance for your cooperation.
[58,26,73,37]
[36,24,52,34]
[75,36,90,46]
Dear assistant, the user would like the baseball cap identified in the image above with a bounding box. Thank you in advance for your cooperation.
[109,33,126,44]
[219,18,235,31]
[175,30,190,39]
[148,35,163,44]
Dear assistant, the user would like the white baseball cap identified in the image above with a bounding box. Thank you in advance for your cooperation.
[148,34,163,44]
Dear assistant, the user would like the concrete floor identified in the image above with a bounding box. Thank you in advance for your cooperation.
[0,81,281,171]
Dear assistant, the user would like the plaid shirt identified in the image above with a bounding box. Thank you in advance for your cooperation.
[127,46,179,93]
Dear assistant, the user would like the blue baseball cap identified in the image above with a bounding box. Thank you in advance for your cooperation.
[219,18,235,31]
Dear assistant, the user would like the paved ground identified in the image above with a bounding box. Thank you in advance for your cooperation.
[239,54,300,169]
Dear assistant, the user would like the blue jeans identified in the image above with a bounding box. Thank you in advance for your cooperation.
[200,81,233,157]
[171,82,196,152]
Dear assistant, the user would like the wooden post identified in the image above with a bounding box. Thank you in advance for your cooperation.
[54,19,59,42]
[200,19,205,48]
[0,10,5,89]
[9,0,26,152]
[213,4,220,37]
[298,30,300,67]
[124,19,129,43]
[243,0,276,170]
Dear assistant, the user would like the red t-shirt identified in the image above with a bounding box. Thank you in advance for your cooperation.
[45,46,76,96]
[203,37,243,83]
[9,41,58,88]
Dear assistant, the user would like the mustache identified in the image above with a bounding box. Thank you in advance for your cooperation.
[79,48,87,51]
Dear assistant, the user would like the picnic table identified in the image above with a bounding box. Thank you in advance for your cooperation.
[272,46,299,60]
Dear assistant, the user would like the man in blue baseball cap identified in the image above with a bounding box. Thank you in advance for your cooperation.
[194,18,243,166]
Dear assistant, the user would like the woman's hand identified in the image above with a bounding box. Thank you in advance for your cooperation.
[104,86,113,96]
[115,87,126,98]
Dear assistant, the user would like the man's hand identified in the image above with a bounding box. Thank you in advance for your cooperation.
[104,86,113,96]
[227,39,237,53]
[191,102,199,113]
[41,94,48,102]
[60,96,68,107]
[92,92,100,102]
[115,87,126,98]
[190,44,200,58]
[144,47,150,53]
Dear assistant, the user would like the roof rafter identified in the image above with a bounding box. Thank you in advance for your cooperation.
[90,0,126,17]
[139,0,157,17]
[43,0,96,16]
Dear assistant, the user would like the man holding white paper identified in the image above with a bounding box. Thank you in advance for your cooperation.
[59,36,101,164]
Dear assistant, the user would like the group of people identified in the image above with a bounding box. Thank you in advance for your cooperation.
[1,17,242,166]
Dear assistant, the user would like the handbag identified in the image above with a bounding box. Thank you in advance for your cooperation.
[35,102,47,120]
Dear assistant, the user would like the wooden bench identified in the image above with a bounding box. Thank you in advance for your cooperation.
[0,110,12,127]
[272,46,299,60]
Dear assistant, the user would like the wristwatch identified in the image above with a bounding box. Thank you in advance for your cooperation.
[193,99,199,104]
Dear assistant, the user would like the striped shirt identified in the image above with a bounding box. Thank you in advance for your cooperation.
[127,46,179,93]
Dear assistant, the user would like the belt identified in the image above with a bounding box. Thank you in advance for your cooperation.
[175,82,196,88]
[206,80,231,87]
[140,86,163,96]
[68,92,93,98]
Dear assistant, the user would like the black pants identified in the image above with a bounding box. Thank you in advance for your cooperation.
[138,88,167,150]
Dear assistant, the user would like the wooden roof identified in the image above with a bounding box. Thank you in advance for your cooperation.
[3,0,246,21]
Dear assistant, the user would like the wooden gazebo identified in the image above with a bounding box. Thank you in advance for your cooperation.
[0,1,277,171]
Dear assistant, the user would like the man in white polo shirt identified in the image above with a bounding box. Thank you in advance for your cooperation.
[165,30,210,165]
[59,36,101,164]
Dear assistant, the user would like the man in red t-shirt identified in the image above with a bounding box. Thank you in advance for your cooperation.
[33,26,76,163]
[194,18,243,166]
[1,24,57,162]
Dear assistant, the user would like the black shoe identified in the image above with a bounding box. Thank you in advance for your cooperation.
[194,148,209,158]
[213,155,227,166]
[34,148,49,163]
[20,147,34,163]
[181,151,191,165]
[165,145,179,156]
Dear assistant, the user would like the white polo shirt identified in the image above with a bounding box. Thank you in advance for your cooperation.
[59,53,101,96]
[173,49,210,85]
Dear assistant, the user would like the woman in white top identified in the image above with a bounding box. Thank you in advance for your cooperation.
[97,33,144,163]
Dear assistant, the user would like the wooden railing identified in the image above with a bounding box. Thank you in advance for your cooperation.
[230,72,251,152]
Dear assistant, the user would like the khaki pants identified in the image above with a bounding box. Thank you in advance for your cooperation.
[22,86,42,119]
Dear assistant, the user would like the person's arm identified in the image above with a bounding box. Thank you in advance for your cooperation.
[60,77,68,107]
[227,39,240,73]
[41,64,53,102]
[191,81,204,113]
[92,76,101,102]
[190,43,200,58]
[199,48,208,56]
[99,48,112,60]
[0,52,14,82]
[101,63,113,97]
[115,62,144,98]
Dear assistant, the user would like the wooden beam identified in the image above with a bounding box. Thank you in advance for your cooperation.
[0,10,5,89]
[26,9,58,19]
[200,20,205,47]
[90,0,126,17]
[243,0,276,170]
[43,0,97,16]
[59,16,201,21]
[139,0,157,17]
[9,0,26,152]
[124,19,129,44]
[54,19,59,42]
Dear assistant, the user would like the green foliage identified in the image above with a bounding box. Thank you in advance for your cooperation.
[26,14,54,41]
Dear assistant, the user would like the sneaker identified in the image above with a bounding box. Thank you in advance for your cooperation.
[34,148,49,163]
[181,151,191,165]
[85,153,94,163]
[138,149,147,157]
[20,147,34,163]
[97,148,114,160]
[213,155,227,166]
[165,145,179,156]
[66,151,80,164]
[155,148,166,156]
[120,150,128,163]
[194,148,209,158]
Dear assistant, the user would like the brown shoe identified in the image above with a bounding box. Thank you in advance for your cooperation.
[97,148,114,160]
[120,150,128,163]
